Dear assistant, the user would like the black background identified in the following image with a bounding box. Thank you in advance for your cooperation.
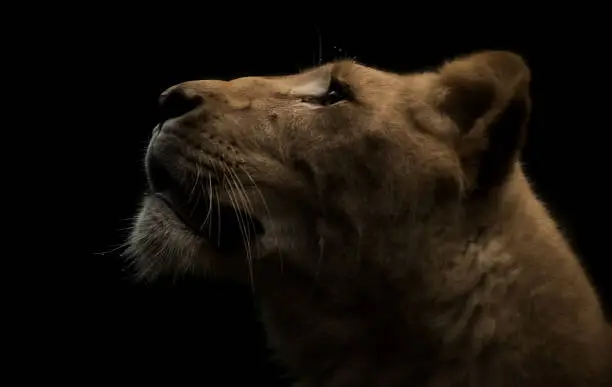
[38,17,610,385]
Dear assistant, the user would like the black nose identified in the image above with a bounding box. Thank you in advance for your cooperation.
[158,86,203,122]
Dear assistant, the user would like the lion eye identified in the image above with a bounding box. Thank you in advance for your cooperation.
[301,77,352,106]
[319,77,352,106]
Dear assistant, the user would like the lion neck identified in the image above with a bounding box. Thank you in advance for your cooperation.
[255,163,542,304]
[252,165,555,384]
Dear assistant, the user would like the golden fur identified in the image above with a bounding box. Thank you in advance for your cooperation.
[127,51,611,386]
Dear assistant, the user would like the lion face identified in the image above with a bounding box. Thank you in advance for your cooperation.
[126,52,530,282]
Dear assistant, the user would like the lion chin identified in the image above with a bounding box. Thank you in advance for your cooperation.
[125,139,267,280]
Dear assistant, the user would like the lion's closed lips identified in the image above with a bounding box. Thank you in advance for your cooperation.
[148,153,263,252]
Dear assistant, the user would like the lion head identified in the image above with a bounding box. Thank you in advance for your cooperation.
[126,51,531,285]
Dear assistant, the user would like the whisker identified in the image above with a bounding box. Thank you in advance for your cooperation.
[199,173,214,233]
[239,165,284,272]
[93,241,129,256]
[229,174,252,249]
[224,173,255,291]
[224,174,248,246]
[228,169,257,231]
[116,225,137,233]
[235,173,257,258]
[188,163,202,218]
[210,163,222,243]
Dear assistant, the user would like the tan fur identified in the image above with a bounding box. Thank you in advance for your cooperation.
[127,51,611,386]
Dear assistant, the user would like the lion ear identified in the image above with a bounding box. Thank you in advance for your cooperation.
[433,51,532,191]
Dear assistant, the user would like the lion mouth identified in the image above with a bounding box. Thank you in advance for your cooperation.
[146,155,264,252]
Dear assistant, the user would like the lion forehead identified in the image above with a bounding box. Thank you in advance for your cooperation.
[227,61,376,98]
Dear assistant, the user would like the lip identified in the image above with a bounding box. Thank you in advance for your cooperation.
[154,188,265,252]
[145,153,265,251]
[154,191,207,235]
[145,152,214,236]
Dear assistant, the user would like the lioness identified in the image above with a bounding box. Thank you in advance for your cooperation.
[126,51,611,386]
